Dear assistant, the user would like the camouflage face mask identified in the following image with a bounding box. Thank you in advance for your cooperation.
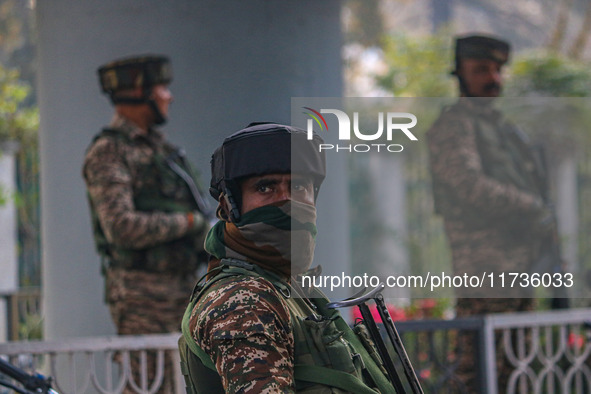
[205,200,317,278]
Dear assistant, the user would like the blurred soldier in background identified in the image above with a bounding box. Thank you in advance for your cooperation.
[83,55,211,393]
[426,35,561,392]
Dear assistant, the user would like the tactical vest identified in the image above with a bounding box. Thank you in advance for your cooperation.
[431,103,545,223]
[481,127,542,192]
[179,261,394,394]
[86,128,208,274]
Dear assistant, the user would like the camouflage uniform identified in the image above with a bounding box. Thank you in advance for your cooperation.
[182,202,388,393]
[427,99,548,295]
[189,274,294,392]
[179,124,395,394]
[184,260,393,394]
[84,114,208,273]
[83,114,209,393]
[426,99,548,392]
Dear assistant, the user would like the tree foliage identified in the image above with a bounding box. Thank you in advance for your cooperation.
[0,65,38,145]
[0,64,40,289]
[0,0,36,99]
[375,32,455,97]
[506,52,591,97]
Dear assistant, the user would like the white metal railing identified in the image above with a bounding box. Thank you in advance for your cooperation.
[0,333,183,394]
[1,309,590,393]
[483,308,591,394]
[0,287,41,341]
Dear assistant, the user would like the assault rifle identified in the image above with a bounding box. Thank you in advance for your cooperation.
[537,207,570,310]
[166,148,216,222]
[530,145,570,309]
[0,357,58,394]
[327,285,424,394]
[503,125,570,308]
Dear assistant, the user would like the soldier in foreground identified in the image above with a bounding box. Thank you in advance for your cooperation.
[179,123,396,393]
[426,35,557,392]
[83,55,210,392]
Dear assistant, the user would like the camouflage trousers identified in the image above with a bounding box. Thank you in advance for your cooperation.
[455,298,534,394]
[106,268,196,394]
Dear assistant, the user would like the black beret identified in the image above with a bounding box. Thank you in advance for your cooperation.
[455,34,510,65]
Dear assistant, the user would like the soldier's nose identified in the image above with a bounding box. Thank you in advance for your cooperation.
[491,71,502,84]
[277,184,291,201]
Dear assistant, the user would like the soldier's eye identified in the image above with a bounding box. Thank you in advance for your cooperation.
[257,185,269,193]
[293,179,312,192]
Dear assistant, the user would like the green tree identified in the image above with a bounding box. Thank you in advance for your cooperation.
[371,33,455,295]
[0,0,36,102]
[0,65,38,144]
[376,32,455,97]
[0,0,40,334]
[506,52,591,97]
[0,64,40,290]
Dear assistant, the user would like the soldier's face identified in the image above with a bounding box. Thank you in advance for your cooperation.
[458,58,503,98]
[150,84,173,119]
[240,173,315,215]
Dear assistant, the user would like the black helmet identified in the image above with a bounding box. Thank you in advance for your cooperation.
[97,55,172,124]
[210,122,326,221]
[452,34,510,74]
[98,55,172,99]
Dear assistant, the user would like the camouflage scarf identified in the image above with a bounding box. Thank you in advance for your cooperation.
[205,200,317,278]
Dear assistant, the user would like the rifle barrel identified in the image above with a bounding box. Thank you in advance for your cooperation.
[358,302,407,393]
[375,294,424,394]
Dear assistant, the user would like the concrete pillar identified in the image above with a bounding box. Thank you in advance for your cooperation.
[36,1,343,339]
[369,153,410,300]
[0,141,19,342]
[431,0,453,31]
[555,157,579,276]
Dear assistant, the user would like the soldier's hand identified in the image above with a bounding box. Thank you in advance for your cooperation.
[188,211,209,252]
[187,211,208,234]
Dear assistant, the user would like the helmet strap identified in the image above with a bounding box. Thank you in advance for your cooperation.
[110,96,146,105]
[148,99,167,125]
[223,187,241,223]
[110,86,167,125]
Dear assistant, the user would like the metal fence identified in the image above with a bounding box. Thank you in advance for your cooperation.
[396,316,487,392]
[397,308,591,393]
[0,287,41,341]
[0,333,183,394]
[0,308,589,394]
[482,308,591,394]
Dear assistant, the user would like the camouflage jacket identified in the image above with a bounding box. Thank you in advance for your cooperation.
[185,263,390,393]
[426,99,550,278]
[83,114,209,274]
[189,273,293,392]
[427,99,547,233]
